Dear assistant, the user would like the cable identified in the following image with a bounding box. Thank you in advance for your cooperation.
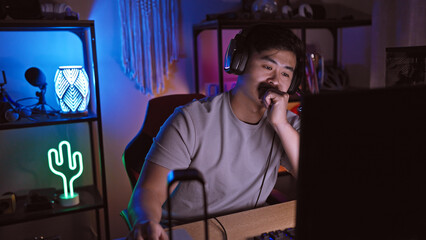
[254,133,276,208]
[213,217,228,240]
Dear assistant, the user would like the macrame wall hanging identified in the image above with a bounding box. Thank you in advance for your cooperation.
[119,0,179,95]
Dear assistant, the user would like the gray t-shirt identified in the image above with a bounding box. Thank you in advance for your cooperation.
[146,91,300,223]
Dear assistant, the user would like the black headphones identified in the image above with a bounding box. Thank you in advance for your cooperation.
[224,29,249,76]
[224,27,302,95]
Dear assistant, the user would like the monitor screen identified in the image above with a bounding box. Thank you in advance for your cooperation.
[386,46,426,86]
[296,85,426,240]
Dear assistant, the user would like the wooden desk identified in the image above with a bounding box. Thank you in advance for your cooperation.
[173,200,296,240]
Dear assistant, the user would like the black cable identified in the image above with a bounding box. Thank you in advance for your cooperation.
[254,133,276,208]
[213,217,228,240]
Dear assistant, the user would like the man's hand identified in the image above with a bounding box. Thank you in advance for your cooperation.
[261,87,299,177]
[126,220,169,240]
[127,162,174,240]
[261,88,290,129]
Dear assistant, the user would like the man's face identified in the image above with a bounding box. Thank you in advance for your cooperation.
[239,48,297,105]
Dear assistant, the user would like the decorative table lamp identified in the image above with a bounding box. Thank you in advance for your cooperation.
[54,66,90,114]
[47,140,84,207]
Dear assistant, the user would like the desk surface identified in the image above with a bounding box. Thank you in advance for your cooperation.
[173,200,296,240]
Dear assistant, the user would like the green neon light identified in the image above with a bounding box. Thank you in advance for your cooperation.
[48,140,83,199]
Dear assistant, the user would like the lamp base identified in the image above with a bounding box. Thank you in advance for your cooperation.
[60,111,88,118]
[59,193,80,207]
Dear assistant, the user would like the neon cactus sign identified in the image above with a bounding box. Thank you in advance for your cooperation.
[48,140,83,206]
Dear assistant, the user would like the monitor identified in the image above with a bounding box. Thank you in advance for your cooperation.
[386,46,426,87]
[296,84,426,240]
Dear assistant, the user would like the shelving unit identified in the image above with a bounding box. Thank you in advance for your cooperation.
[192,18,371,94]
[0,20,109,239]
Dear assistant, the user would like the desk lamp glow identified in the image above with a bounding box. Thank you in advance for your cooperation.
[54,66,90,114]
[47,140,83,207]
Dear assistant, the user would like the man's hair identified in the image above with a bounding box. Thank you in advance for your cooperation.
[244,24,306,90]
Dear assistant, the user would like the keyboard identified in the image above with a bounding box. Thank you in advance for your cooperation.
[253,227,296,240]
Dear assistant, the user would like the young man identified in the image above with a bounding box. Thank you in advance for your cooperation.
[126,24,305,240]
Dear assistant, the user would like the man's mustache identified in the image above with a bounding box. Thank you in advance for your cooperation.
[257,82,286,99]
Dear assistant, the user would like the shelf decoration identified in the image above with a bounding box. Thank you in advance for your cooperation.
[54,66,90,114]
[47,140,84,207]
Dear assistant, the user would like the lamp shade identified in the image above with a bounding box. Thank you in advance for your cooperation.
[54,66,90,113]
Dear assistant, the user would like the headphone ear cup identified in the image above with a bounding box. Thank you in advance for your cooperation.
[287,70,303,95]
[224,32,248,75]
[287,80,296,95]
[224,38,237,74]
[287,79,300,95]
[231,50,248,75]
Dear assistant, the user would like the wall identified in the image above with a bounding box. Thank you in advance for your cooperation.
[0,0,373,238]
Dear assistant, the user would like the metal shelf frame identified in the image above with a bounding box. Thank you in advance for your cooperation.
[0,20,110,240]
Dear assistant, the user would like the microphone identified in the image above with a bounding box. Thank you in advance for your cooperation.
[265,88,286,96]
[258,82,286,100]
[24,67,46,88]
[23,67,57,115]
